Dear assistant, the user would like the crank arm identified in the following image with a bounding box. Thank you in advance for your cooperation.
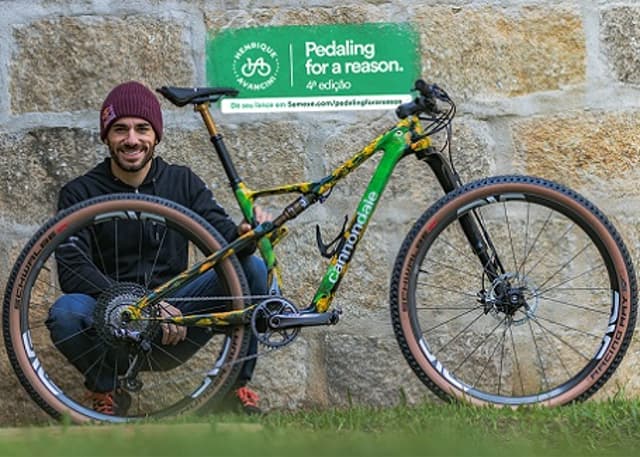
[268,309,341,329]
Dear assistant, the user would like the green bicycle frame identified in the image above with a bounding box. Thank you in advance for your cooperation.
[129,109,429,327]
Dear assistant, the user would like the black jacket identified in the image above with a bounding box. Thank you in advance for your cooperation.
[56,157,251,296]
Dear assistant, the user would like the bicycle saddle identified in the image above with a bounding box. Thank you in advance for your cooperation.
[156,86,239,106]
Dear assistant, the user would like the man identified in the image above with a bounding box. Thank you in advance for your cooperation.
[45,81,267,416]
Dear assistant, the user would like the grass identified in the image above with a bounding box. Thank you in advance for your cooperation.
[0,398,639,456]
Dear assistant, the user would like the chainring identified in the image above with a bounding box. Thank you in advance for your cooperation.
[250,297,300,348]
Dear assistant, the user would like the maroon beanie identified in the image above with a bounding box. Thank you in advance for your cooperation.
[100,81,163,142]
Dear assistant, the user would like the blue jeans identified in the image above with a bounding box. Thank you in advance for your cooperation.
[46,255,267,393]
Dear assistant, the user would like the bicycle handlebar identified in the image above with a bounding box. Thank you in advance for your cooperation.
[395,80,450,119]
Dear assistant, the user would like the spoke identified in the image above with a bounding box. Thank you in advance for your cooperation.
[79,349,111,389]
[432,232,481,267]
[497,327,507,395]
[421,304,485,333]
[419,258,481,282]
[527,316,594,361]
[535,294,610,316]
[114,220,120,282]
[509,324,525,396]
[528,313,573,380]
[429,309,487,358]
[518,207,554,280]
[526,317,550,392]
[416,305,482,311]
[89,226,109,277]
[470,323,509,394]
[450,316,507,374]
[139,347,194,399]
[56,244,113,294]
[49,325,99,349]
[502,202,519,277]
[523,222,577,280]
[536,262,607,297]
[129,340,268,393]
[533,313,602,340]
[137,221,144,286]
[146,224,168,289]
[521,203,532,279]
[416,280,483,302]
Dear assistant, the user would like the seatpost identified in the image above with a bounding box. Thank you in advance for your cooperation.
[194,102,242,186]
[194,102,219,136]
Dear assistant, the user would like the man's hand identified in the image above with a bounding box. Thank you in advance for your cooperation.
[159,301,187,346]
[238,205,272,235]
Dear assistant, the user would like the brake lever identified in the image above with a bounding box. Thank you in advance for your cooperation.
[414,80,450,102]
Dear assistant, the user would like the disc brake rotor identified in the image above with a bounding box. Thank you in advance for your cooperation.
[486,273,539,326]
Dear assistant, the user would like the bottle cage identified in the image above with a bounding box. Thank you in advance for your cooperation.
[315,215,348,259]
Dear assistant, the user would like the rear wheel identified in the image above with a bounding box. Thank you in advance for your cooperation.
[390,175,637,406]
[2,194,251,423]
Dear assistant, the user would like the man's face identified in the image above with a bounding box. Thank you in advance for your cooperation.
[105,117,156,173]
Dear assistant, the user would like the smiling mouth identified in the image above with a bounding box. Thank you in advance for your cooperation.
[120,149,145,158]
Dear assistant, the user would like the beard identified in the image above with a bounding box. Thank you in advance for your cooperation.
[109,145,154,173]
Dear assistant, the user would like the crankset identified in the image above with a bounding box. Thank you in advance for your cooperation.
[250,297,341,348]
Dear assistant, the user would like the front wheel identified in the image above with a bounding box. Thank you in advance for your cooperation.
[390,175,637,407]
[2,194,251,423]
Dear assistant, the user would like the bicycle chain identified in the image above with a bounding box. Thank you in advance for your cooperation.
[166,293,298,363]
[118,303,292,393]
[119,294,299,382]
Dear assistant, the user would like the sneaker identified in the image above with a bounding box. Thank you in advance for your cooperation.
[234,386,262,415]
[88,388,132,416]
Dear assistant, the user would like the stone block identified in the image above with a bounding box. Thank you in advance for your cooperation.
[205,4,386,29]
[10,16,193,113]
[414,5,586,99]
[511,110,640,198]
[0,128,104,224]
[251,335,324,410]
[601,6,640,84]
[325,332,437,407]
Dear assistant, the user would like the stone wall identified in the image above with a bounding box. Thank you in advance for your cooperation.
[1,0,640,425]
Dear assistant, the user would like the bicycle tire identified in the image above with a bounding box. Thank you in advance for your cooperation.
[3,193,251,423]
[390,175,637,406]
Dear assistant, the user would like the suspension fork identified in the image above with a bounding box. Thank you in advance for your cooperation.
[418,148,503,281]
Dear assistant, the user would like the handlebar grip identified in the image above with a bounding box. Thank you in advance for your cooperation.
[396,80,450,118]
[414,79,430,95]
[395,99,421,119]
[395,94,438,119]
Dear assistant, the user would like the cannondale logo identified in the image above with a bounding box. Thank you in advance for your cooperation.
[232,42,280,91]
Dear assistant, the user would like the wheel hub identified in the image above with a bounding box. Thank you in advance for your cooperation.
[484,273,539,326]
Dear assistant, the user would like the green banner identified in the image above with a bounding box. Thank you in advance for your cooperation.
[206,23,420,113]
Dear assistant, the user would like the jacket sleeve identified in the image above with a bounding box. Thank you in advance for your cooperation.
[188,172,257,257]
[55,183,113,296]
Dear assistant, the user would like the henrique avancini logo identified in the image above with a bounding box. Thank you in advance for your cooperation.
[232,41,280,91]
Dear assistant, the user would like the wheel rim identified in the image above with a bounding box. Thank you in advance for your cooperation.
[7,197,247,422]
[402,185,630,405]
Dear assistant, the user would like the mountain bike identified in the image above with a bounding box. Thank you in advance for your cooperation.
[3,80,637,424]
